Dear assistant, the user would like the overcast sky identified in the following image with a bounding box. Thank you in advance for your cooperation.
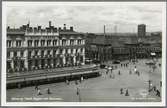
[6,2,164,33]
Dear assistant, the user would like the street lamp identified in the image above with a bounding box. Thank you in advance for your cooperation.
[148,80,152,93]
[77,87,81,102]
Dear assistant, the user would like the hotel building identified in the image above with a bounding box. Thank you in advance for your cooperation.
[7,22,85,73]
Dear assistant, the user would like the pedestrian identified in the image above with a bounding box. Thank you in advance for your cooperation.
[156,90,160,97]
[37,89,42,95]
[118,70,121,75]
[46,88,51,94]
[77,88,79,95]
[112,74,115,79]
[66,79,69,85]
[160,81,162,87]
[120,88,123,94]
[134,66,137,74]
[106,70,108,74]
[35,84,38,90]
[137,71,140,76]
[129,70,132,74]
[17,83,22,89]
[125,89,129,96]
[81,76,84,81]
[75,80,78,85]
[153,86,156,91]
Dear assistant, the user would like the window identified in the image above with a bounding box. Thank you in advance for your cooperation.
[47,40,51,46]
[14,51,17,57]
[16,40,21,47]
[70,40,74,45]
[62,40,66,46]
[7,40,11,47]
[41,40,45,46]
[41,50,44,57]
[20,60,24,68]
[66,49,68,54]
[28,40,33,47]
[35,50,38,55]
[78,39,81,45]
[53,40,57,46]
[28,51,31,57]
[34,40,39,47]
[21,51,24,57]
[7,52,10,58]
[59,49,62,54]
[80,48,83,53]
[47,50,50,55]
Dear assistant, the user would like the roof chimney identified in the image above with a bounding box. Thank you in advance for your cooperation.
[49,21,51,28]
[38,26,41,30]
[70,26,73,31]
[104,25,106,36]
[63,24,66,31]
[58,27,61,31]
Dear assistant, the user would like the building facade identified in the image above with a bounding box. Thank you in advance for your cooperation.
[138,24,146,37]
[86,24,162,63]
[7,22,85,73]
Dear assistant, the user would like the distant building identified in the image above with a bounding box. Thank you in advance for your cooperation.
[86,24,162,63]
[138,24,146,37]
[7,22,85,73]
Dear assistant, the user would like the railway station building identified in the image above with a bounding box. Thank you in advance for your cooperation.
[85,24,162,63]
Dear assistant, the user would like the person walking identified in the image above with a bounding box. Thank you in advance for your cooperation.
[18,83,22,89]
[120,88,123,94]
[129,70,132,74]
[77,87,79,95]
[66,79,70,85]
[137,71,140,76]
[35,84,39,90]
[81,76,84,81]
[156,89,160,97]
[37,89,42,95]
[160,81,162,87]
[75,80,78,85]
[125,89,129,96]
[46,88,51,94]
[153,86,156,91]
[118,70,121,75]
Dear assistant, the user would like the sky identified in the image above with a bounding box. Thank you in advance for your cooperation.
[6,2,164,33]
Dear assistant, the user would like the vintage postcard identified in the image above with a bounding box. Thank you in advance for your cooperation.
[1,1,166,106]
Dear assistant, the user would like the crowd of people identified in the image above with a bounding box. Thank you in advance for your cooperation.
[35,84,52,96]
[29,58,161,101]
[104,58,161,98]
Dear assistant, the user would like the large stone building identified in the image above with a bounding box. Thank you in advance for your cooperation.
[86,24,162,63]
[7,22,85,73]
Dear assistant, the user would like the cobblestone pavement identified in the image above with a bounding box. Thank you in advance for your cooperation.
[7,59,162,102]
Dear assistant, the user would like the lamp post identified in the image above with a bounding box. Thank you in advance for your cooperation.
[148,80,152,94]
[77,87,81,102]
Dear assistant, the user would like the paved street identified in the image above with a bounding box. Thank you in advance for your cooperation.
[7,59,162,102]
